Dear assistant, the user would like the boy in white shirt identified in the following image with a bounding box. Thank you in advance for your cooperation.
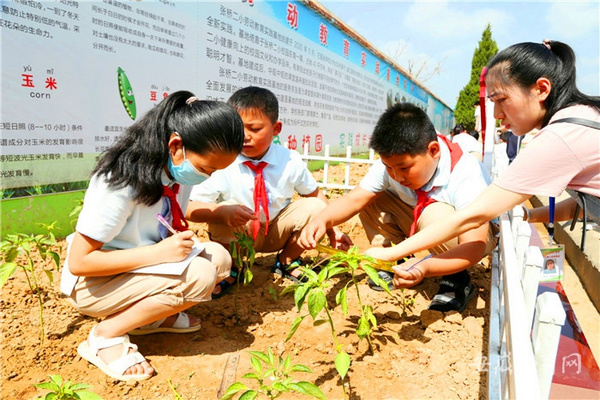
[451,124,483,161]
[300,103,497,312]
[187,86,350,295]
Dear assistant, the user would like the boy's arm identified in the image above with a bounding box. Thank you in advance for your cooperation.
[302,188,353,250]
[299,186,378,249]
[186,200,256,227]
[389,222,490,288]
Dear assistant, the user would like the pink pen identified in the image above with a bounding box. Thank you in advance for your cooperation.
[156,214,178,235]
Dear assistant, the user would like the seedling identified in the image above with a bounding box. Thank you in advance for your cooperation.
[282,244,397,399]
[221,348,325,400]
[1,222,61,344]
[167,379,184,400]
[33,374,102,400]
[229,232,256,321]
[229,232,256,286]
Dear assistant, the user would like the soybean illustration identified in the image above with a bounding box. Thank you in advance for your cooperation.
[117,67,136,120]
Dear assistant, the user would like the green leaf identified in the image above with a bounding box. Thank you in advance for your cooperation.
[267,348,275,365]
[247,350,270,364]
[241,372,259,380]
[365,305,378,328]
[44,269,54,285]
[356,316,371,339]
[221,382,248,400]
[326,266,347,279]
[272,381,287,392]
[285,315,306,342]
[283,355,291,373]
[3,247,19,263]
[312,319,328,327]
[290,364,312,373]
[307,289,326,319]
[250,356,263,374]
[294,283,311,311]
[49,251,61,269]
[243,269,253,285]
[336,285,349,315]
[335,351,351,379]
[280,284,299,297]
[34,381,60,391]
[69,383,90,391]
[75,391,103,400]
[0,262,18,286]
[288,381,327,399]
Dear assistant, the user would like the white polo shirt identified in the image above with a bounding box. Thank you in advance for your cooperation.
[359,139,491,210]
[189,144,318,222]
[452,133,483,155]
[60,170,190,295]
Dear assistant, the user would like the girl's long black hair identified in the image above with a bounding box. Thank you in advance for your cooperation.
[486,41,600,127]
[93,90,244,206]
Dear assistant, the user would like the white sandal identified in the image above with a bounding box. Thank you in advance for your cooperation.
[128,312,201,336]
[77,325,152,382]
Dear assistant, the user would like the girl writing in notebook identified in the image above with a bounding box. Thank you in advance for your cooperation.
[62,91,244,381]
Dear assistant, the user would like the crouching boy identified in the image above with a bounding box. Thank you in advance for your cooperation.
[300,102,496,312]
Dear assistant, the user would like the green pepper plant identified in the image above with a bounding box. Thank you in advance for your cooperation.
[0,222,61,344]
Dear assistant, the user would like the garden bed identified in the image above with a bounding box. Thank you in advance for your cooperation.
[1,163,492,400]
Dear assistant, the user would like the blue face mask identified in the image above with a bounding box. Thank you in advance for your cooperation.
[168,146,210,186]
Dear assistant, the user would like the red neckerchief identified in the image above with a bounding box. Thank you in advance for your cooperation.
[243,161,269,240]
[162,183,189,231]
[409,135,463,236]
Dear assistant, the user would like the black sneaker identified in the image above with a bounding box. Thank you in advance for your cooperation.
[428,275,475,312]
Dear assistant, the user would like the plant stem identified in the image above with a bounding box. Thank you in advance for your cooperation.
[22,259,45,345]
[351,272,374,354]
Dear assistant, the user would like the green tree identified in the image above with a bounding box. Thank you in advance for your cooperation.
[454,24,498,130]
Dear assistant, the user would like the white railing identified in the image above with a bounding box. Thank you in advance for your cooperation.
[488,206,566,400]
[294,144,377,193]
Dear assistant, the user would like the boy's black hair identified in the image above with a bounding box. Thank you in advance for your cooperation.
[370,102,437,157]
[93,90,244,206]
[452,124,465,136]
[227,86,279,123]
[469,129,480,141]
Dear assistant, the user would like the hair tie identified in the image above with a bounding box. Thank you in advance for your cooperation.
[186,96,198,105]
[542,39,552,50]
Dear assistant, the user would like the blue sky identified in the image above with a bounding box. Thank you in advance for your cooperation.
[319,0,600,109]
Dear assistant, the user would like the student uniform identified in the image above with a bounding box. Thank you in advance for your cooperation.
[189,144,325,252]
[358,137,497,256]
[61,171,230,318]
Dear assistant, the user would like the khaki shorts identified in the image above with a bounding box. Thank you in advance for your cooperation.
[69,241,231,318]
[359,190,497,256]
[209,197,326,252]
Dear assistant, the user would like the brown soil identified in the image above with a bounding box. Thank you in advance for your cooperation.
[1,163,596,400]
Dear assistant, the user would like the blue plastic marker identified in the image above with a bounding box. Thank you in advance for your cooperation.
[406,253,434,272]
[549,197,555,246]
